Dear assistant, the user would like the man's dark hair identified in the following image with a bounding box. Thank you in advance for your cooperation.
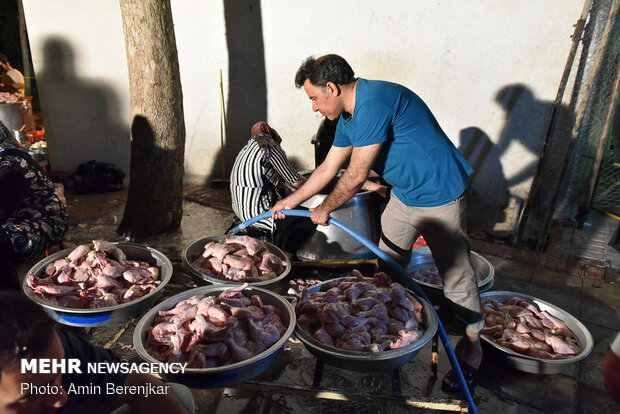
[0,292,54,373]
[295,54,355,89]
[0,53,9,64]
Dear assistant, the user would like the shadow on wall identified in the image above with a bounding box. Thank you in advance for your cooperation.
[462,83,571,237]
[37,36,130,174]
[208,0,267,182]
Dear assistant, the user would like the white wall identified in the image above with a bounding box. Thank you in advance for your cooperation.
[22,0,131,174]
[21,0,586,231]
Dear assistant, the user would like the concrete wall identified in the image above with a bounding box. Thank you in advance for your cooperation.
[22,0,131,174]
[21,0,587,234]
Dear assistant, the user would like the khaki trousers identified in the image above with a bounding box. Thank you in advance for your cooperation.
[378,193,484,334]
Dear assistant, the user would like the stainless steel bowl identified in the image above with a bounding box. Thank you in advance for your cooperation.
[22,242,173,327]
[406,246,494,304]
[294,277,438,371]
[133,285,296,388]
[480,291,594,374]
[296,170,382,262]
[182,235,291,289]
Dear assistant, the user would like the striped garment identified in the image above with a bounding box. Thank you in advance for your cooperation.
[230,138,301,231]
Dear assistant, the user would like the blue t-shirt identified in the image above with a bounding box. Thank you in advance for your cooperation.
[333,78,473,207]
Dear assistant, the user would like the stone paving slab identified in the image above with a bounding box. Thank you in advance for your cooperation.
[580,278,620,330]
[527,267,583,318]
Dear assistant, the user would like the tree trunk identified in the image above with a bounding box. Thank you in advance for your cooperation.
[117,0,185,239]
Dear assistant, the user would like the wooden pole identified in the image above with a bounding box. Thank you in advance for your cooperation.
[578,63,620,223]
[513,0,592,247]
[536,0,620,252]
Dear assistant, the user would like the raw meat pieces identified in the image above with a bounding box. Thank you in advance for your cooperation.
[26,241,161,309]
[481,296,581,359]
[191,236,286,283]
[145,284,287,367]
[409,266,442,286]
[297,270,426,352]
[0,92,23,104]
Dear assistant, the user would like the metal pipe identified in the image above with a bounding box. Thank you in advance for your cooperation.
[537,0,620,252]
[231,210,479,414]
[513,0,592,247]
[219,68,227,178]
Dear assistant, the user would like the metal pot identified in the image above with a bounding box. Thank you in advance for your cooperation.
[133,285,296,388]
[406,246,494,305]
[182,235,291,289]
[0,102,26,130]
[296,171,382,262]
[479,291,593,374]
[22,242,173,327]
[294,277,438,371]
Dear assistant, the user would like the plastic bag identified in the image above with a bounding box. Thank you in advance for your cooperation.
[73,160,125,194]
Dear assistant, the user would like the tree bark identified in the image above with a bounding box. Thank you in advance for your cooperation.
[117,0,185,239]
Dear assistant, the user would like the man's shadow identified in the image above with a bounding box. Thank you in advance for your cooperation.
[36,36,130,175]
[461,84,572,237]
[460,126,509,235]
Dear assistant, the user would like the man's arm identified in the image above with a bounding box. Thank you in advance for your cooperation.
[271,145,351,219]
[292,175,307,188]
[361,179,388,197]
[1,71,25,93]
[116,373,189,414]
[310,143,382,225]
[360,169,388,197]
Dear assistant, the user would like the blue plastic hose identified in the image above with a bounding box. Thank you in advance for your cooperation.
[231,209,478,413]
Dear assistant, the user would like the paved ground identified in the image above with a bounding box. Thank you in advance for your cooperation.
[17,185,620,413]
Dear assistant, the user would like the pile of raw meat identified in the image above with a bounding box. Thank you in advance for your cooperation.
[191,235,286,283]
[297,270,426,352]
[26,240,161,309]
[145,284,287,367]
[481,296,581,359]
[409,266,442,286]
[0,92,23,104]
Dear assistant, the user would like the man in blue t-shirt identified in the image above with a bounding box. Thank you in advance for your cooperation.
[271,54,482,393]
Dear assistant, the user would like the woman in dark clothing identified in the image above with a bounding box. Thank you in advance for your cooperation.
[0,121,68,289]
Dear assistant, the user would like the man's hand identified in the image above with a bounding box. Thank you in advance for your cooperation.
[270,197,299,220]
[309,204,331,226]
[361,180,389,198]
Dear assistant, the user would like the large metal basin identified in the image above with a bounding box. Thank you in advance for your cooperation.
[182,235,291,289]
[296,171,382,262]
[294,277,438,371]
[133,285,296,388]
[0,102,26,130]
[22,242,172,327]
[479,291,593,374]
[406,246,494,305]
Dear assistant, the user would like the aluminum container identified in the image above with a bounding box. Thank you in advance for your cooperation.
[22,242,173,327]
[133,285,296,388]
[294,277,438,371]
[182,235,291,289]
[480,291,593,374]
[295,170,382,262]
[0,102,26,130]
[406,246,494,305]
